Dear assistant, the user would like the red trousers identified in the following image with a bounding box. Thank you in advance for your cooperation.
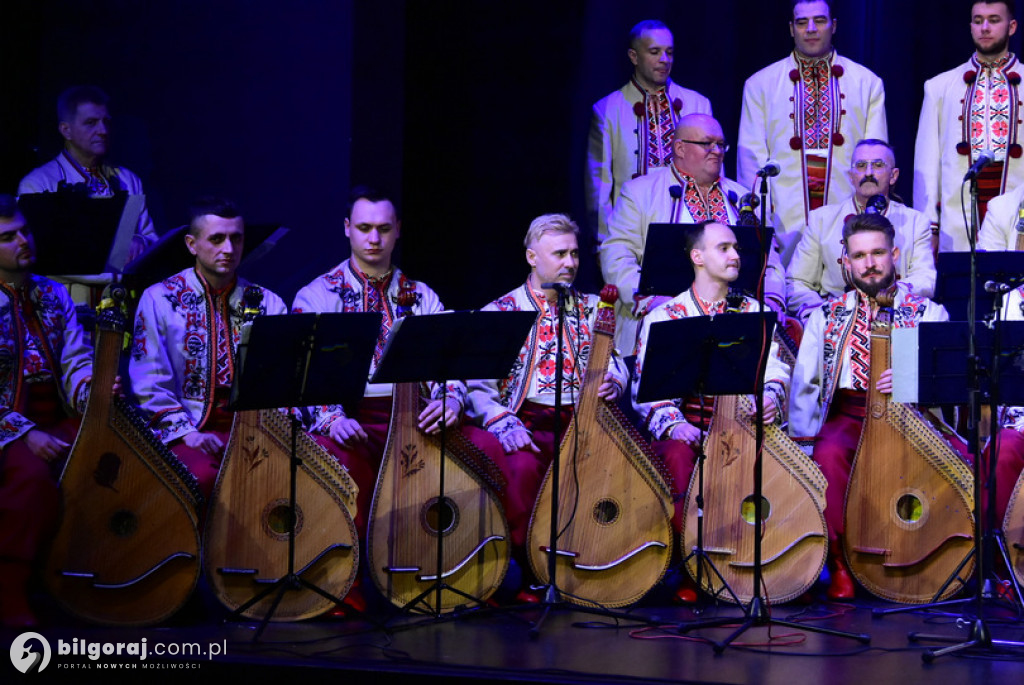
[311,397,394,540]
[649,440,699,535]
[982,428,1024,527]
[464,402,574,551]
[168,397,235,500]
[0,383,79,564]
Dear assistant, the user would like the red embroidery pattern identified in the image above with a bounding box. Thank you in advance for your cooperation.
[671,167,730,223]
[848,297,871,391]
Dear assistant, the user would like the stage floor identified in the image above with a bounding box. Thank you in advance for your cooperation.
[7,580,1024,684]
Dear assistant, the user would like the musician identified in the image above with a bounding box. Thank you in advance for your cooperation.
[788,139,936,322]
[632,220,790,603]
[979,181,1024,250]
[18,85,158,262]
[988,288,1024,531]
[130,197,287,499]
[601,113,786,352]
[737,1,887,261]
[0,196,94,627]
[586,19,712,247]
[292,187,463,595]
[465,213,627,603]
[789,213,953,600]
[915,1,1024,254]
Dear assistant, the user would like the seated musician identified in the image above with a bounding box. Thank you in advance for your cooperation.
[789,212,954,600]
[130,197,287,499]
[991,288,1024,540]
[292,186,463,609]
[787,139,936,323]
[632,220,789,603]
[465,213,628,603]
[0,195,97,627]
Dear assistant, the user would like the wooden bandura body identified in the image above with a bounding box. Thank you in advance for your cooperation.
[527,286,673,608]
[368,383,509,612]
[683,394,828,604]
[45,300,202,626]
[204,408,359,620]
[843,298,975,603]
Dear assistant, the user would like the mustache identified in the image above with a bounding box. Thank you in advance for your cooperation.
[859,176,879,186]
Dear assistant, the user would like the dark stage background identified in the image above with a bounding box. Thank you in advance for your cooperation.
[1,0,1018,308]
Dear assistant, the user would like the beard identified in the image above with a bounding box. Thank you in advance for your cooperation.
[975,33,1010,58]
[850,267,896,299]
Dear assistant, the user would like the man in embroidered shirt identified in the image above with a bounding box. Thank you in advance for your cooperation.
[130,197,287,498]
[0,195,95,627]
[789,213,953,600]
[18,85,157,263]
[586,19,712,248]
[632,220,790,603]
[737,1,887,262]
[292,186,462,551]
[602,113,786,353]
[465,213,627,602]
[915,1,1023,254]
[788,139,936,322]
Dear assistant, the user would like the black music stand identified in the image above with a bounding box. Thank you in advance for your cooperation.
[18,191,139,276]
[640,315,869,649]
[221,312,382,639]
[934,251,1024,322]
[636,313,769,610]
[901,320,1024,658]
[369,309,536,618]
[638,223,773,299]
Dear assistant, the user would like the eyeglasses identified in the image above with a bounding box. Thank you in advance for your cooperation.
[679,139,730,153]
[851,159,889,171]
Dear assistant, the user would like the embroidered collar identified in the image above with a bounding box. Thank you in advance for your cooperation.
[690,288,728,315]
[974,52,1013,70]
[630,75,669,97]
[193,268,237,297]
[670,165,720,192]
[793,49,834,70]
[61,149,104,179]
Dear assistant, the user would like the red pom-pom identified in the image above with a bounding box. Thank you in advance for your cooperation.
[789,69,799,82]
[956,141,971,155]
[633,101,644,117]
[1011,143,1023,158]
[1009,72,1022,85]
[790,136,803,150]
[672,98,683,112]
[832,132,845,146]
[963,70,977,84]
[831,64,844,77]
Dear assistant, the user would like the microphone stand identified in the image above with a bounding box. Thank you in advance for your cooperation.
[679,172,869,651]
[907,173,1024,661]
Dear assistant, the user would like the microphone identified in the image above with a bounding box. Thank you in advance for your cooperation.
[963,150,995,181]
[864,194,888,215]
[738,193,760,213]
[985,280,1012,293]
[669,185,682,199]
[540,282,572,291]
[756,160,781,178]
[736,192,760,226]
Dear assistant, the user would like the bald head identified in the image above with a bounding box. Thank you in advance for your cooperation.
[672,114,726,186]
